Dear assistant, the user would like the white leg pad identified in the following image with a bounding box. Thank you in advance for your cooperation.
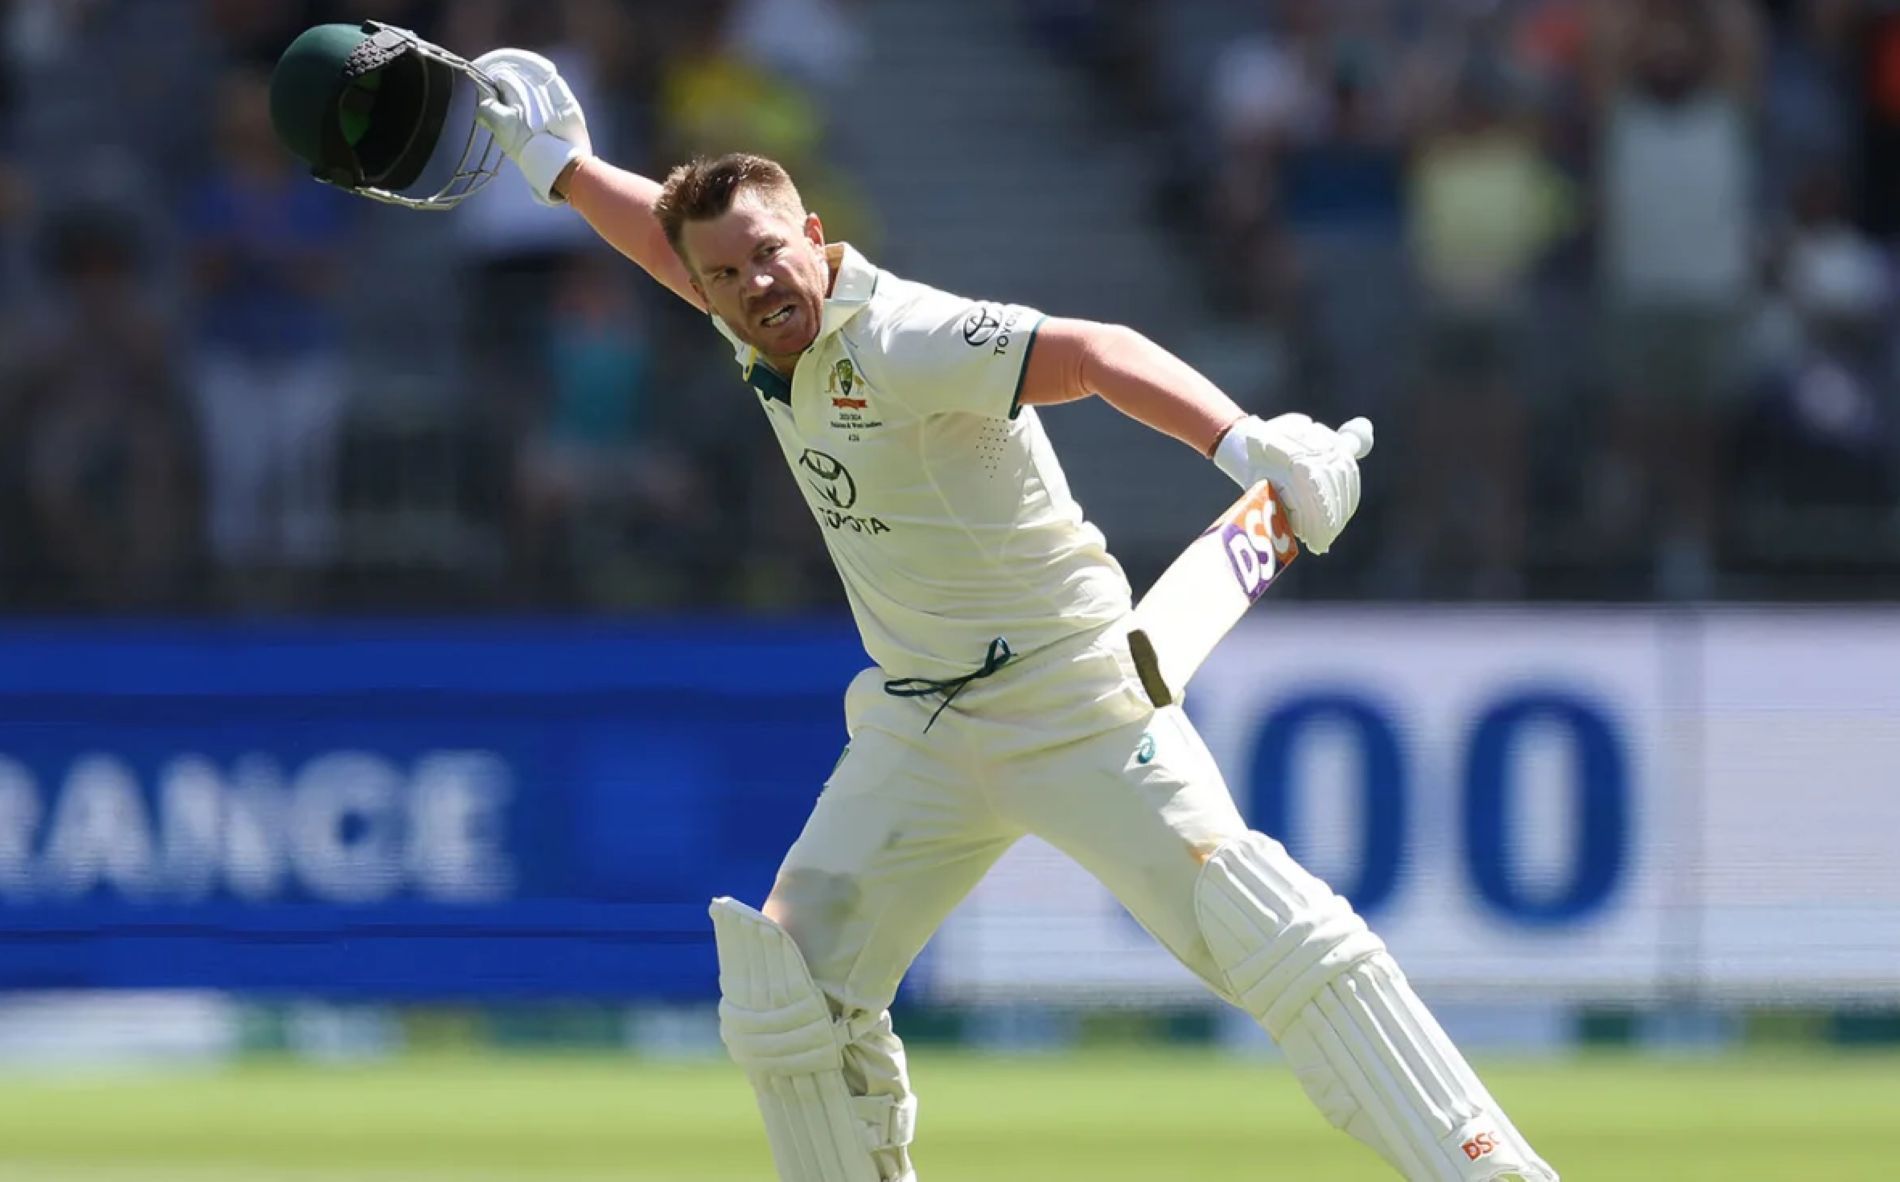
[711,898,918,1182]
[1196,834,1558,1182]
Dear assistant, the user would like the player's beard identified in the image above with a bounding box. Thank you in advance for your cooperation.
[740,285,822,361]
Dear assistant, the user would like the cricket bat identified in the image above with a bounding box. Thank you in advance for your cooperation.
[1127,418,1371,707]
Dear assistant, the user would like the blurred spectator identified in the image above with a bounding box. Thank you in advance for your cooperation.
[510,254,708,606]
[560,0,646,117]
[1023,0,1166,129]
[729,0,866,93]
[1412,62,1573,320]
[0,205,196,609]
[661,0,822,161]
[1277,52,1414,244]
[1202,13,1321,250]
[1264,9,1425,425]
[3,0,111,70]
[448,1,609,410]
[1394,56,1574,598]
[1511,0,1591,96]
[1199,18,1315,323]
[0,0,30,302]
[182,65,352,596]
[657,0,878,251]
[1736,164,1896,527]
[1853,2,1900,239]
[1759,0,1858,214]
[1590,0,1762,598]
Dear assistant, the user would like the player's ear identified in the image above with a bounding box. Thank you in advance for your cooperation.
[803,211,825,250]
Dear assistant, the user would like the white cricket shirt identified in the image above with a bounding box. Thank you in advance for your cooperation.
[712,244,1132,681]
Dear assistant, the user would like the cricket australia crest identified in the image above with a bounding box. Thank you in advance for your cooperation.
[826,356,883,437]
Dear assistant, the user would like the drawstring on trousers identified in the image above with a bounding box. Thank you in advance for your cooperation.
[882,637,1014,732]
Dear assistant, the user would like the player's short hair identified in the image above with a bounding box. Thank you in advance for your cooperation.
[654,153,805,261]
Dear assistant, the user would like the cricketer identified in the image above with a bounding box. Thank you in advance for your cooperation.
[265,23,1558,1182]
[478,48,1558,1182]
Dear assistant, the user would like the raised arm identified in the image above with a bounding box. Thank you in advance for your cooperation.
[1018,317,1244,456]
[474,50,706,312]
[1019,316,1372,555]
[554,158,705,311]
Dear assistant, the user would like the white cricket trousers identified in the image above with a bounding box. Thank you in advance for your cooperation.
[753,618,1557,1182]
[766,617,1244,1022]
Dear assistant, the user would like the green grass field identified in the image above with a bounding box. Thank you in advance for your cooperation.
[0,1049,1893,1181]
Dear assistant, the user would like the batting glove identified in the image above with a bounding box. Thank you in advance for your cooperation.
[473,49,591,206]
[1213,413,1374,555]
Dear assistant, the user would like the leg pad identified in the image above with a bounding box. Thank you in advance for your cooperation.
[712,897,916,1182]
[1195,835,1557,1181]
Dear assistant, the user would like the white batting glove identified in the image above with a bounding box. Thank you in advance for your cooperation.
[1213,413,1374,555]
[473,49,591,206]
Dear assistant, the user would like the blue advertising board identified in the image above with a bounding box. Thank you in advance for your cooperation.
[14,609,1900,1006]
[0,620,867,998]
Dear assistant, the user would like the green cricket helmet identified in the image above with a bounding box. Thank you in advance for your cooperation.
[269,21,501,210]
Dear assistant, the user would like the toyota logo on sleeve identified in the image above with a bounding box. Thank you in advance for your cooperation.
[961,305,1002,347]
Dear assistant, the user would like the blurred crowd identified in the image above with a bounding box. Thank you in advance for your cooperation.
[1033,0,1900,599]
[0,0,871,613]
[0,0,1895,614]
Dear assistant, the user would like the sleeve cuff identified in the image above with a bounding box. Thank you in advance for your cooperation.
[1007,314,1047,420]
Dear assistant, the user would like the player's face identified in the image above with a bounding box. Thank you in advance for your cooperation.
[683,192,829,363]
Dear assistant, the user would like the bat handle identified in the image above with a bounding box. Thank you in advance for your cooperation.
[1339,417,1374,460]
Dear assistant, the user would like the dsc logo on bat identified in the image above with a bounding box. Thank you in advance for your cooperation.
[1219,482,1298,602]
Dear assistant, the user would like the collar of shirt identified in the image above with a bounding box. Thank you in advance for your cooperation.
[730,242,878,405]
